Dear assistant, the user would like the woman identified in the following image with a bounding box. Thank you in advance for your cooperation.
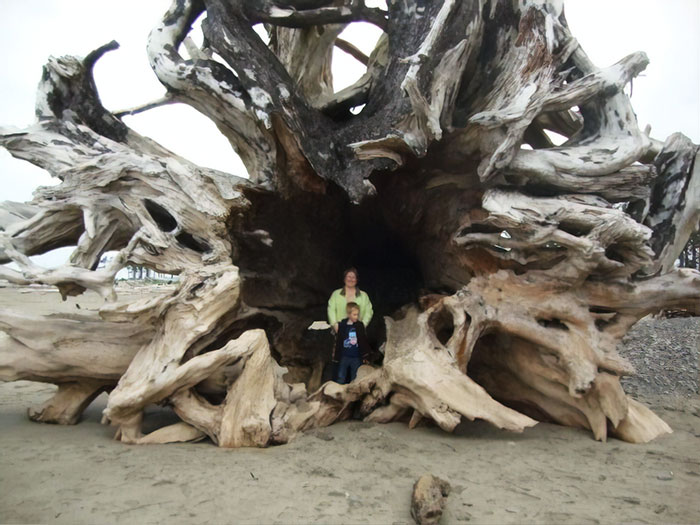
[327,268,373,333]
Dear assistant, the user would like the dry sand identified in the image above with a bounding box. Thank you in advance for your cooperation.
[0,287,699,524]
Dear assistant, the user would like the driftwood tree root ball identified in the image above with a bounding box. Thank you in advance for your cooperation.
[0,0,698,447]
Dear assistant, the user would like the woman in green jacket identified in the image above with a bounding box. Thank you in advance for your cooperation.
[327,267,373,333]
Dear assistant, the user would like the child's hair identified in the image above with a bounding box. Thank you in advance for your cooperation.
[346,302,360,315]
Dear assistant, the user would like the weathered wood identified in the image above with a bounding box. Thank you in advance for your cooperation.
[0,0,698,449]
[411,474,451,525]
[28,381,110,425]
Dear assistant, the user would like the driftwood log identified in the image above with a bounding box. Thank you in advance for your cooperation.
[1,0,698,446]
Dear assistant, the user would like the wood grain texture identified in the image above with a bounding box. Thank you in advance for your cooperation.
[1,0,697,446]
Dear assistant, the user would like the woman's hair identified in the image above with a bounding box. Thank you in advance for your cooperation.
[340,266,362,297]
[343,267,359,280]
[340,267,362,296]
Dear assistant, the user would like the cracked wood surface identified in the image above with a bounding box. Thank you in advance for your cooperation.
[0,0,698,447]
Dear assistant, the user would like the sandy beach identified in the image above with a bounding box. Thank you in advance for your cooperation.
[1,287,698,524]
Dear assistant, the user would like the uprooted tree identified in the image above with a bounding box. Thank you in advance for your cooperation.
[1,0,698,446]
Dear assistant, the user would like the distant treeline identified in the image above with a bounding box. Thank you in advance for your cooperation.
[678,231,700,270]
[124,265,177,281]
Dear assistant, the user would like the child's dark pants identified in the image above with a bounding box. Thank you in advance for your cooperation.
[335,356,362,384]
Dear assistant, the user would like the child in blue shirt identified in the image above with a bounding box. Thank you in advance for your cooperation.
[332,302,371,384]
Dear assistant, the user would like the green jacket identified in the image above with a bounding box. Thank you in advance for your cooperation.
[327,288,373,327]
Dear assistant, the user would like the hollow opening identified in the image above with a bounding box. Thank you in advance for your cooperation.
[558,222,590,237]
[176,231,212,253]
[144,199,178,232]
[428,307,455,346]
[466,331,559,424]
[537,318,569,331]
[458,223,504,236]
[594,317,616,331]
[332,22,383,93]
[230,186,427,385]
[352,227,425,345]
[589,306,616,314]
[605,244,625,263]
[189,313,284,405]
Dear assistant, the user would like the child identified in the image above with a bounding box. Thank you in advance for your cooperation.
[332,302,371,385]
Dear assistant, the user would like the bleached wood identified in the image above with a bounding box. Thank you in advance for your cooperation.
[612,399,673,444]
[28,381,109,425]
[135,422,207,445]
[0,0,697,449]
[219,335,282,447]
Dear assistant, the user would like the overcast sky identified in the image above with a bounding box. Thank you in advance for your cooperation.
[0,0,698,267]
